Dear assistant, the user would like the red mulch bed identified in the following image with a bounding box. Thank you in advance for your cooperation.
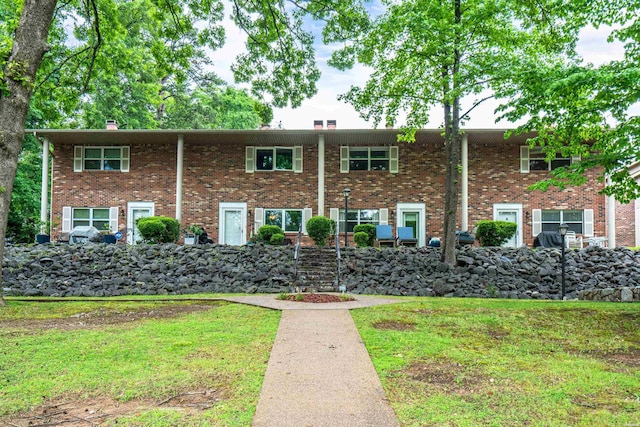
[279,294,355,303]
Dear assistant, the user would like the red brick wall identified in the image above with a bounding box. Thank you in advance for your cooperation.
[51,136,608,247]
[615,199,636,247]
[468,141,606,245]
[51,143,177,235]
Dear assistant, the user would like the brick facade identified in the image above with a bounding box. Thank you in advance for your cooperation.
[44,129,616,247]
[615,199,637,247]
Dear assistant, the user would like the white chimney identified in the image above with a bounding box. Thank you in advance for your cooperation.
[327,120,336,129]
[314,120,324,130]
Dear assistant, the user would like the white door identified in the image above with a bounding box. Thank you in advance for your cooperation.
[219,202,247,245]
[493,203,522,247]
[127,202,154,245]
[396,203,426,247]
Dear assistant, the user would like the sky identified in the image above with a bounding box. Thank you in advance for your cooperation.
[209,8,626,130]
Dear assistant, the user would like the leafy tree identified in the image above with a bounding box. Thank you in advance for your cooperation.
[498,0,640,203]
[0,0,365,303]
[160,76,271,129]
[327,0,579,265]
[7,134,42,243]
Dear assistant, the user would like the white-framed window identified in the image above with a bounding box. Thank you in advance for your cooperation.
[520,146,579,173]
[340,146,398,173]
[246,146,303,173]
[74,146,130,172]
[541,210,583,233]
[72,208,110,231]
[532,208,594,237]
[338,209,380,233]
[264,209,303,232]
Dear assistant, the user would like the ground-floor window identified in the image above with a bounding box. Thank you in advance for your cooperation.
[339,209,380,232]
[541,210,583,233]
[72,208,110,231]
[264,209,303,232]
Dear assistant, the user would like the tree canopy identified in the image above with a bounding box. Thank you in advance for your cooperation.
[326,0,579,264]
[498,0,640,203]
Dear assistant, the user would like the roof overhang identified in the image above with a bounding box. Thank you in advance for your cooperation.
[629,162,640,183]
[27,128,537,146]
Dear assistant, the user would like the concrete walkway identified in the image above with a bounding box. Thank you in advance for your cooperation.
[222,295,402,427]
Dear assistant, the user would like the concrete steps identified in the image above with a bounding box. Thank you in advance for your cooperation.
[294,247,338,291]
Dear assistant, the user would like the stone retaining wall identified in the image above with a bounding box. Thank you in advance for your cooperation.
[579,287,640,302]
[2,243,639,300]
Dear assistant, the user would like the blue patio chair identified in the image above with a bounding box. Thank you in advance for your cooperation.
[376,224,396,247]
[397,226,418,247]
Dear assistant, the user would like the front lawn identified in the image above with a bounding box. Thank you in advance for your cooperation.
[353,298,640,427]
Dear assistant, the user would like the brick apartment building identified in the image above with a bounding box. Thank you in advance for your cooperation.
[31,121,639,248]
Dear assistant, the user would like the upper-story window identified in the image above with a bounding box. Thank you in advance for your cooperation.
[340,146,398,173]
[246,146,303,173]
[520,146,578,173]
[74,146,130,172]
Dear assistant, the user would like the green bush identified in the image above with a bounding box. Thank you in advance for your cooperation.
[306,216,334,246]
[137,216,180,243]
[354,231,370,248]
[475,220,517,247]
[353,224,376,247]
[270,233,285,245]
[258,225,284,243]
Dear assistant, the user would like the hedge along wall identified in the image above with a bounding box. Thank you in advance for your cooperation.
[2,243,639,300]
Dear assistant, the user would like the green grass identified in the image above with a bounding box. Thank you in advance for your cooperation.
[352,298,640,427]
[0,299,280,426]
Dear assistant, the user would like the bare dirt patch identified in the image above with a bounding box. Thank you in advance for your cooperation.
[278,293,355,303]
[0,302,221,333]
[372,319,417,331]
[1,389,224,427]
[582,348,640,369]
[404,361,488,396]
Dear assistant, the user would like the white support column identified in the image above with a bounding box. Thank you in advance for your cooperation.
[461,134,469,231]
[606,180,616,247]
[318,134,325,217]
[40,136,50,234]
[176,135,184,222]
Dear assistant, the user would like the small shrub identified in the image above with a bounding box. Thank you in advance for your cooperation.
[137,216,180,243]
[475,220,517,247]
[354,231,370,248]
[270,233,285,245]
[276,293,288,300]
[353,224,376,246]
[306,216,334,246]
[258,225,284,244]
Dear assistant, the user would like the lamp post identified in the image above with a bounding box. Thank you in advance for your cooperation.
[558,223,569,300]
[343,188,351,247]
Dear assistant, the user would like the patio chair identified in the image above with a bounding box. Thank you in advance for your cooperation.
[565,231,583,249]
[397,226,418,247]
[375,224,396,248]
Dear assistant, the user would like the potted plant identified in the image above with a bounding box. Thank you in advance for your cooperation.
[184,224,203,245]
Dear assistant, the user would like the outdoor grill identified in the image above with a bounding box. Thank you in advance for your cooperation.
[68,226,103,244]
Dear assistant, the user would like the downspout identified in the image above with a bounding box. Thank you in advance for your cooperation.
[318,134,325,216]
[176,135,184,222]
[39,135,49,234]
[461,134,468,231]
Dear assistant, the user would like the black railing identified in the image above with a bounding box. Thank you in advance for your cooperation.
[335,224,345,292]
[292,224,303,286]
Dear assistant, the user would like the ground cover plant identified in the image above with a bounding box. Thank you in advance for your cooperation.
[0,299,280,426]
[352,299,640,427]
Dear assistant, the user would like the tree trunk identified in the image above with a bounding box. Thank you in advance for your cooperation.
[440,0,462,266]
[440,101,461,266]
[0,0,58,305]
